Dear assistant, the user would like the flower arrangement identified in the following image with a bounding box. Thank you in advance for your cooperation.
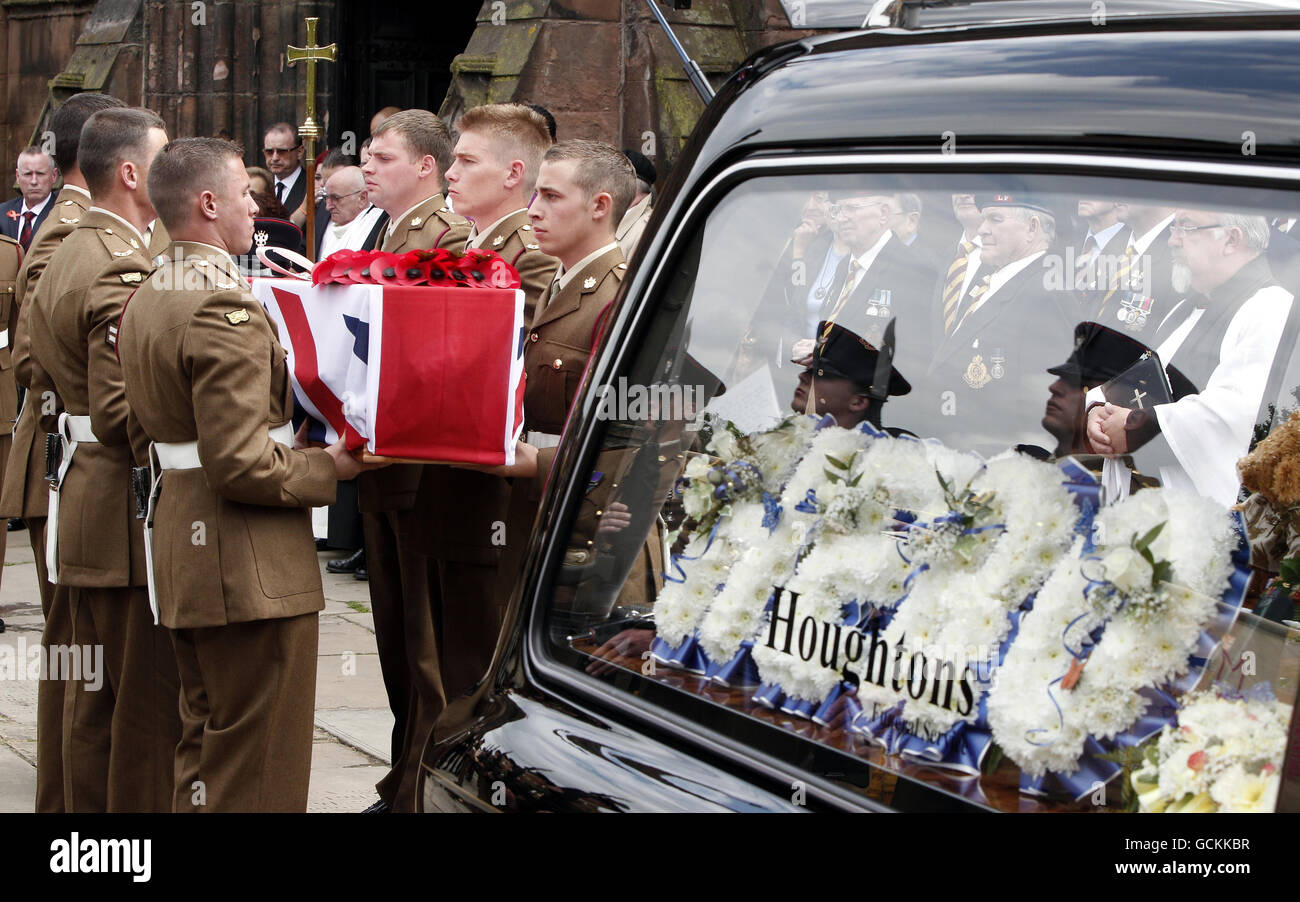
[654,415,821,652]
[1131,691,1288,813]
[750,435,966,702]
[987,488,1238,778]
[310,247,521,289]
[696,419,864,665]
[854,453,1080,735]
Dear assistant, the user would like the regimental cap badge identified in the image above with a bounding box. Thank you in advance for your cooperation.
[253,229,270,247]
[583,276,597,289]
[130,238,140,249]
[491,235,504,248]
[225,308,250,325]
[120,271,143,284]
[410,217,423,228]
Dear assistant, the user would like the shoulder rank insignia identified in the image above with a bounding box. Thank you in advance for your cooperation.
[617,263,628,270]
[522,224,532,231]
[60,217,79,224]
[112,249,134,257]
[225,308,250,325]
[106,323,119,347]
[525,243,539,250]
[583,276,597,289]
[120,271,143,284]
[491,235,504,248]
[410,217,423,228]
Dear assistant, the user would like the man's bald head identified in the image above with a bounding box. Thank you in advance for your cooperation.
[324,165,369,225]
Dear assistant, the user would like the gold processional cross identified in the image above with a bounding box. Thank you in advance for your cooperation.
[286,16,336,261]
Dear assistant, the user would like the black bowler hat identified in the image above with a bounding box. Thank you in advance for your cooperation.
[1047,321,1150,387]
[622,149,657,187]
[977,192,1055,218]
[1047,321,1195,397]
[813,321,911,397]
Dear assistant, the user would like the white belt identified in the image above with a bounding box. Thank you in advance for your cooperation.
[45,414,99,584]
[526,431,561,449]
[0,328,9,347]
[142,422,295,624]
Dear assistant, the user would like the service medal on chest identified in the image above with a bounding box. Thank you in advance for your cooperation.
[963,353,991,389]
[990,348,1006,380]
[1118,291,1154,332]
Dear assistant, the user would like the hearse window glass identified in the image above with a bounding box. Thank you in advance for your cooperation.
[545,172,1300,812]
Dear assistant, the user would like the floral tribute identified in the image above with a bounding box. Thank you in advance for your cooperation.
[650,414,1253,793]
[987,490,1239,782]
[1131,691,1288,813]
[310,247,521,289]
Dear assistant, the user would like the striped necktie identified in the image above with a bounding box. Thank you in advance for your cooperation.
[821,257,861,342]
[952,273,991,335]
[1075,234,1099,289]
[942,238,975,335]
[1096,241,1138,318]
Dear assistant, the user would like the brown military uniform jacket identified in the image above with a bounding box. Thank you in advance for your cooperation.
[526,244,628,486]
[117,242,337,629]
[0,236,20,434]
[0,186,92,519]
[358,193,470,516]
[28,211,154,587]
[468,208,559,327]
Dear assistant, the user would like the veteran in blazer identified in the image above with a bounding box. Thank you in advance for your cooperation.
[118,138,367,812]
[26,108,178,813]
[0,92,127,813]
[928,193,1076,457]
[357,109,471,812]
[414,104,559,705]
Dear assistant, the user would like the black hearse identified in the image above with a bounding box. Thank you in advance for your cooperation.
[421,1,1300,813]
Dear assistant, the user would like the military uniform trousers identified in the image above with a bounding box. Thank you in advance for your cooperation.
[362,506,447,811]
[32,520,72,812]
[170,611,318,812]
[63,584,180,812]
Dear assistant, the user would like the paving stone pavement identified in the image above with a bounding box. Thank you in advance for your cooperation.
[0,527,394,813]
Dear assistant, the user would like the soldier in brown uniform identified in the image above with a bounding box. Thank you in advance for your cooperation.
[0,92,126,812]
[419,104,559,701]
[358,109,470,812]
[490,140,635,646]
[117,138,370,812]
[27,107,177,812]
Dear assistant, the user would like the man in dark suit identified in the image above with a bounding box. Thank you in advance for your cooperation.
[815,189,933,382]
[1080,203,1177,340]
[262,123,306,222]
[0,147,58,250]
[928,192,1077,456]
[1074,198,1127,289]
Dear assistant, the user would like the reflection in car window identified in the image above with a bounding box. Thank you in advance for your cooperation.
[547,172,1300,812]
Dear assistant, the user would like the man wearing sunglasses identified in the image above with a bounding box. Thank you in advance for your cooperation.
[262,122,306,221]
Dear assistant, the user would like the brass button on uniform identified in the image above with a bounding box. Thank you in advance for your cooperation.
[552,358,563,370]
[530,332,539,342]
